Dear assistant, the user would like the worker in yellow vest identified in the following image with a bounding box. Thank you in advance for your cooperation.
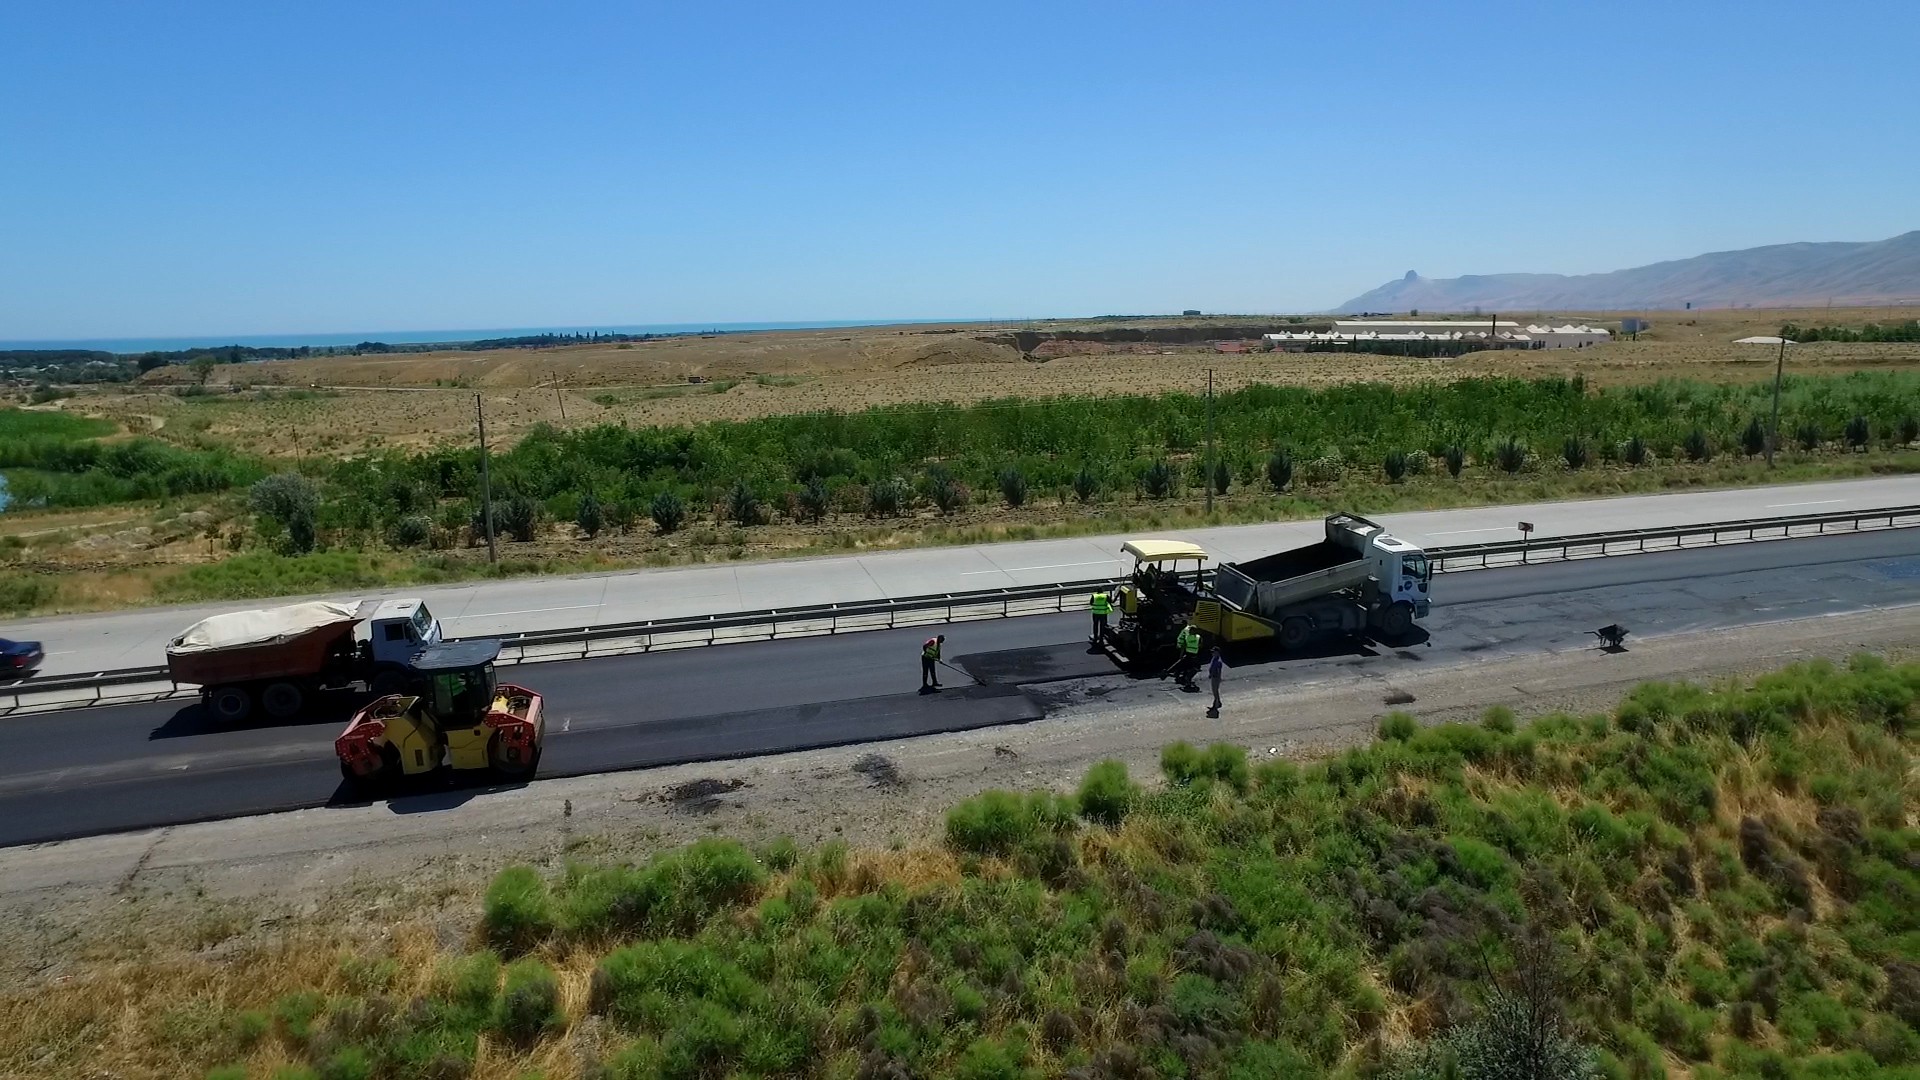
[1166,623,1203,690]
[1089,588,1113,645]
[920,634,946,693]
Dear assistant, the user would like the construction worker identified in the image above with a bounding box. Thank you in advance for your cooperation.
[1089,588,1113,644]
[921,634,946,692]
[1207,646,1226,715]
[1166,622,1202,690]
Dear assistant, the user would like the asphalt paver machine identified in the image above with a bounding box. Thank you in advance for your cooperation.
[335,639,544,788]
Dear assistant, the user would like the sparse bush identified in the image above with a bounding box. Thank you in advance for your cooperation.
[1494,437,1526,474]
[1443,444,1465,478]
[1141,459,1176,499]
[1797,422,1822,451]
[1481,705,1516,734]
[1623,435,1649,465]
[997,466,1028,508]
[928,466,967,515]
[1161,741,1204,786]
[1899,415,1920,446]
[1683,427,1713,462]
[1379,711,1417,741]
[1561,436,1589,470]
[1384,450,1409,482]
[1741,417,1768,456]
[1266,448,1294,491]
[1077,760,1137,826]
[1846,414,1871,450]
[0,575,54,616]
[1202,742,1250,792]
[649,490,686,534]
[1210,458,1230,496]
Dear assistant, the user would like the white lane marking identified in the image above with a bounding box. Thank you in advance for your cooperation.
[1765,499,1844,509]
[1428,527,1510,537]
[959,559,1121,576]
[445,603,600,620]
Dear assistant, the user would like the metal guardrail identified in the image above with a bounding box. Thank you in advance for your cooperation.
[7,503,1918,714]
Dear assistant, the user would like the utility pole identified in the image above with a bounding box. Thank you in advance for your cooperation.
[1204,368,1215,515]
[552,371,568,424]
[1766,334,1786,468]
[476,393,498,563]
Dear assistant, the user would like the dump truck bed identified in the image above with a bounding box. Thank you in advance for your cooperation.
[1213,540,1370,617]
[165,601,367,686]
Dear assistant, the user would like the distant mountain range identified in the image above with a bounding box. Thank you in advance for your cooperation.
[1335,231,1920,313]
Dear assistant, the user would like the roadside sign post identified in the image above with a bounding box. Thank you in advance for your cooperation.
[1518,521,1534,564]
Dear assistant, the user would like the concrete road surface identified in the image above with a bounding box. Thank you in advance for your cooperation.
[11,475,1920,679]
[1,528,1915,848]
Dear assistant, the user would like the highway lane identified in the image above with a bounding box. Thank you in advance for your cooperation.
[13,475,1920,678]
[2,529,1917,848]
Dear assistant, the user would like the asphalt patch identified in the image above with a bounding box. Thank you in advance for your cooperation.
[659,777,748,814]
[852,753,905,789]
[956,644,1121,685]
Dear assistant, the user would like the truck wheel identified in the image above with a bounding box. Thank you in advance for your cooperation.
[261,681,304,720]
[1379,603,1414,639]
[207,686,252,725]
[1280,618,1312,651]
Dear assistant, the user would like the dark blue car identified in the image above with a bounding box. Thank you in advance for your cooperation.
[0,638,43,679]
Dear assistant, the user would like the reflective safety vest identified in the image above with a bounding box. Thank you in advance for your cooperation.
[1090,591,1112,616]
[1178,626,1201,654]
[922,638,941,660]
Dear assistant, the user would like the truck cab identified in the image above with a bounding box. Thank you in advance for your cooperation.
[366,599,443,668]
[1326,514,1430,616]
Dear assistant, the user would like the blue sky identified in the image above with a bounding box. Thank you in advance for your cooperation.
[2,0,1915,340]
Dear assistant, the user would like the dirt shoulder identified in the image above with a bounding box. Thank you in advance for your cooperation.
[2,604,1916,988]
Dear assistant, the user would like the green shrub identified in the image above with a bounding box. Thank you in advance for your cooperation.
[1562,436,1590,469]
[1742,417,1768,456]
[270,1068,320,1080]
[1443,444,1465,477]
[273,991,325,1044]
[483,866,555,951]
[798,476,831,522]
[868,477,908,516]
[249,472,319,553]
[1141,459,1176,499]
[1481,705,1517,734]
[1210,457,1231,495]
[317,1046,374,1080]
[0,574,54,615]
[1898,415,1920,446]
[1683,427,1713,462]
[997,466,1028,507]
[1161,741,1204,786]
[1266,448,1294,491]
[1494,437,1527,474]
[1202,742,1250,792]
[725,481,762,526]
[1797,422,1822,451]
[385,513,431,549]
[954,1036,1032,1080]
[575,491,604,537]
[1384,450,1409,482]
[1077,760,1137,826]
[1072,463,1101,503]
[946,790,1075,855]
[1623,434,1650,465]
[1379,711,1418,741]
[494,958,562,1044]
[649,489,686,534]
[499,493,542,541]
[205,1067,248,1080]
[1845,415,1870,450]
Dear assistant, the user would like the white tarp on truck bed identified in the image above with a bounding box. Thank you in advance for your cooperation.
[167,601,369,654]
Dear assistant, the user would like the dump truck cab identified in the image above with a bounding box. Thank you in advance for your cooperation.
[1327,514,1430,617]
[365,598,443,669]
[335,639,544,787]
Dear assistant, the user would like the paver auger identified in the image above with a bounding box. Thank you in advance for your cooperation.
[335,640,544,788]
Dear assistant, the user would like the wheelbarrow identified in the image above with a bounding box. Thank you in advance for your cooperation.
[1591,624,1629,650]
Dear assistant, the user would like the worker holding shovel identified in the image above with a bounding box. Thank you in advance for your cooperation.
[920,634,946,693]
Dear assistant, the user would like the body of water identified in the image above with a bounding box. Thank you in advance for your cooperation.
[0,318,1019,356]
[0,475,10,513]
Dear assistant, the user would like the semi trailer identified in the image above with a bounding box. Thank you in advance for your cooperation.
[165,598,454,723]
[1104,513,1431,668]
